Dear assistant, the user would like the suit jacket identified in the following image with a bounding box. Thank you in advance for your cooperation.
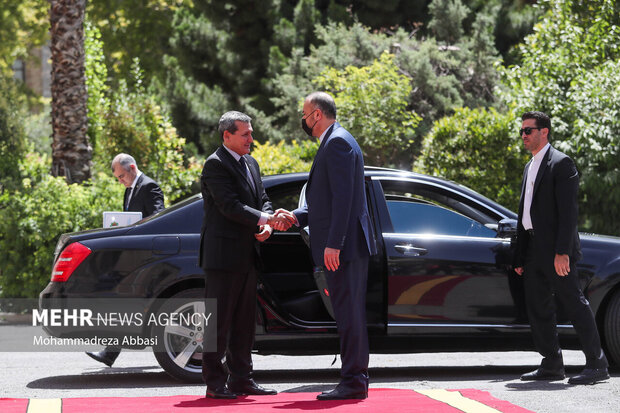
[199,146,273,273]
[124,173,165,218]
[293,122,376,266]
[514,146,582,267]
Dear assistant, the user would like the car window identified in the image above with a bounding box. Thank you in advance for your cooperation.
[386,200,496,237]
[266,182,306,233]
[380,180,497,238]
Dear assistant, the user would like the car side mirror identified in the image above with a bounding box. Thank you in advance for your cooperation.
[497,218,517,239]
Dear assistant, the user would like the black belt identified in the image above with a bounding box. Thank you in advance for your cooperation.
[526,229,535,237]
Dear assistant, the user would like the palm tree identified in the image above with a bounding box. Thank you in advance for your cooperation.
[49,0,91,183]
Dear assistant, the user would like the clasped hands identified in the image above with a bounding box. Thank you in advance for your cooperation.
[256,209,296,241]
[267,209,297,231]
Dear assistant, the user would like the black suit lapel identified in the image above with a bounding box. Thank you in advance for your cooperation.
[127,174,144,210]
[532,146,552,198]
[518,160,531,217]
[218,147,257,199]
[245,157,261,201]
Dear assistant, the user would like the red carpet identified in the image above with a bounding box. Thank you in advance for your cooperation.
[2,389,534,413]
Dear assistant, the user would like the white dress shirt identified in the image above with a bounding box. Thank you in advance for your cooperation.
[522,143,550,230]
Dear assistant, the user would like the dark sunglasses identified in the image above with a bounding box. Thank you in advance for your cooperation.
[519,127,542,136]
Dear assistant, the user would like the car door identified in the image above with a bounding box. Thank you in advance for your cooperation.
[375,178,526,334]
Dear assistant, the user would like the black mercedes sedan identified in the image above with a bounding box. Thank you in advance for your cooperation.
[40,167,620,382]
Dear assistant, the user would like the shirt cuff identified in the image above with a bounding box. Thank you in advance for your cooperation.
[258,212,269,226]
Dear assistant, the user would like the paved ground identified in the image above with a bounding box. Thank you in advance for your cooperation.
[0,349,618,413]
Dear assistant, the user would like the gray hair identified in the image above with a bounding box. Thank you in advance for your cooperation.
[306,92,337,119]
[111,153,137,172]
[218,111,252,139]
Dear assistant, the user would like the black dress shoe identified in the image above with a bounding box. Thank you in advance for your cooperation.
[85,348,120,367]
[227,379,277,396]
[205,386,237,399]
[317,388,367,400]
[568,368,610,385]
[520,368,565,381]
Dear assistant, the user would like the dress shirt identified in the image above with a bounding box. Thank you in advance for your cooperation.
[222,144,268,226]
[522,143,550,230]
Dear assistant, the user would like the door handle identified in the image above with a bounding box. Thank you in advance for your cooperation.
[394,243,428,256]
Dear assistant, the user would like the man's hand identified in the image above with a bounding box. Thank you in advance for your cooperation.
[554,254,570,277]
[514,267,524,276]
[266,213,291,231]
[255,224,272,242]
[324,247,340,272]
[267,209,297,231]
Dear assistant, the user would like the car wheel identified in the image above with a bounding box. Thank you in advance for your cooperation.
[604,289,620,366]
[152,288,205,382]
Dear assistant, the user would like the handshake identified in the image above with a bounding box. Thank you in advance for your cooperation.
[266,209,297,231]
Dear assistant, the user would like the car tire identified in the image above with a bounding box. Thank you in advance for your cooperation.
[152,288,205,382]
[604,289,620,366]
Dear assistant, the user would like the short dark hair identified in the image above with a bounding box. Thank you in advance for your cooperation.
[218,111,252,139]
[306,92,337,119]
[522,111,552,139]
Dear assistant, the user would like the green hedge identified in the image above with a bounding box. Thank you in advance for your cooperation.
[0,153,123,297]
[415,107,528,212]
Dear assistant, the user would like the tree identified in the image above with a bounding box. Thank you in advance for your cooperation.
[415,107,527,211]
[85,0,189,84]
[49,0,91,183]
[0,74,27,192]
[316,52,421,167]
[0,0,48,75]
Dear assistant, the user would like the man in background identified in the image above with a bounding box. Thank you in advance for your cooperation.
[86,153,165,367]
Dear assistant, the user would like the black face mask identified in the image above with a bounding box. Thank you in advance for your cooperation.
[301,110,318,137]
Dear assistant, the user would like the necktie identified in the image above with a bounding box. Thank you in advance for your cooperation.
[239,157,256,192]
[125,187,134,211]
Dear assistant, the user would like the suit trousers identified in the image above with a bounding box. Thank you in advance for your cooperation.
[523,244,608,370]
[202,268,257,388]
[326,257,370,392]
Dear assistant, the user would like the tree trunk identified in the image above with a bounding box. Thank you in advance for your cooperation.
[49,0,91,183]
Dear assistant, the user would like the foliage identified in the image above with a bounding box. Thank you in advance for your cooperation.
[428,0,469,44]
[0,153,123,298]
[84,20,109,150]
[251,139,318,176]
[269,10,500,166]
[416,107,528,211]
[85,0,190,84]
[23,104,52,156]
[0,0,48,74]
[315,52,421,167]
[498,0,620,234]
[94,70,202,204]
[0,74,28,191]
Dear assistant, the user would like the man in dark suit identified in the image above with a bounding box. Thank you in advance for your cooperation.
[514,111,609,385]
[200,111,289,399]
[111,153,165,218]
[86,153,165,367]
[288,92,376,400]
